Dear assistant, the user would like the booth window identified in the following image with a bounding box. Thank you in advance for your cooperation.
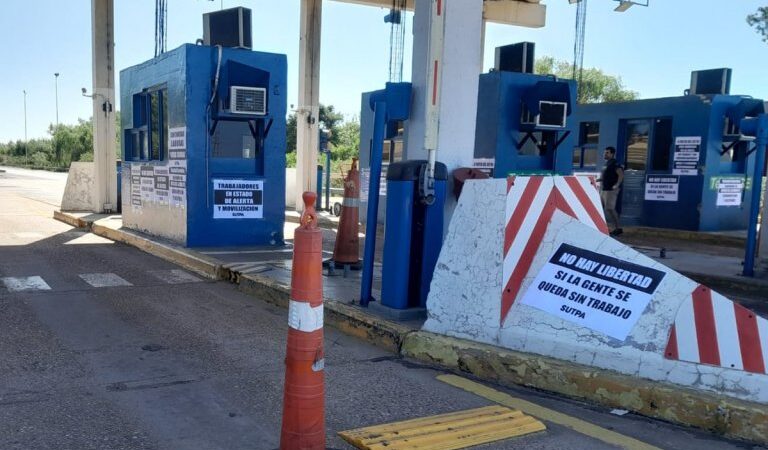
[720,141,748,173]
[574,122,599,170]
[625,120,650,171]
[518,132,545,156]
[212,121,256,158]
[650,118,672,171]
[126,88,168,161]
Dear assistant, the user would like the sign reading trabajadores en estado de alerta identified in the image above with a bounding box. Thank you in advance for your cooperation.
[520,243,665,340]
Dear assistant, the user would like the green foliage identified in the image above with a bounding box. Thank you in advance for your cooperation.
[286,150,297,168]
[286,113,297,153]
[748,7,768,42]
[331,117,360,162]
[535,56,639,104]
[0,112,121,169]
[30,152,49,166]
[285,104,360,170]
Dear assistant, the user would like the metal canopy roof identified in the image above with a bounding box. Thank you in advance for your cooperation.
[330,0,546,27]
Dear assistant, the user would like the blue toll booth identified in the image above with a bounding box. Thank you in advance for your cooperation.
[572,92,766,231]
[119,44,287,246]
[473,70,577,177]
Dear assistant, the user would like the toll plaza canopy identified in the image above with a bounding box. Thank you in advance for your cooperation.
[331,0,546,27]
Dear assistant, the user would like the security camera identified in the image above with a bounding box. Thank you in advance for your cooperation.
[81,87,87,94]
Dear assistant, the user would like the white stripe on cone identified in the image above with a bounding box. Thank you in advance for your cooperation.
[342,198,359,208]
[288,300,324,332]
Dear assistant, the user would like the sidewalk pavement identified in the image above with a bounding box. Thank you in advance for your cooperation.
[53,209,768,445]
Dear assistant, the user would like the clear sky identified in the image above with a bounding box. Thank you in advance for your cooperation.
[0,0,765,143]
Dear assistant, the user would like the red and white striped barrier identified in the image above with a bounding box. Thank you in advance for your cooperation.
[424,177,768,404]
[665,285,768,375]
[502,176,608,324]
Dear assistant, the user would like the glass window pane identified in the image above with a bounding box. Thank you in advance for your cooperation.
[580,122,600,145]
[150,92,161,160]
[625,121,649,171]
[162,90,168,158]
[651,118,673,171]
[212,121,256,158]
[583,148,597,167]
[518,132,543,156]
[572,147,582,169]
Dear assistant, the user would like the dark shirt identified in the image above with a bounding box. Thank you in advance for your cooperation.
[602,158,621,190]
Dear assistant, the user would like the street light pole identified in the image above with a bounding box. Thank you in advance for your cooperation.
[54,72,60,129]
[23,90,28,166]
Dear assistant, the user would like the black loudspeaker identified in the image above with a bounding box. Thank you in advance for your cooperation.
[690,68,732,95]
[203,7,252,49]
[494,42,535,74]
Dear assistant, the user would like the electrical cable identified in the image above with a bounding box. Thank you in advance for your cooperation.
[573,0,588,103]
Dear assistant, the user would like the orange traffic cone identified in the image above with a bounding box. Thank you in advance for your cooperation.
[280,192,325,450]
[331,158,361,266]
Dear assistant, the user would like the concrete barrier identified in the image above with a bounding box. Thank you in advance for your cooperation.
[425,177,768,404]
[60,162,95,211]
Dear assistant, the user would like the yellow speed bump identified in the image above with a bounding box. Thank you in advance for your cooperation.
[338,405,546,450]
[437,374,662,450]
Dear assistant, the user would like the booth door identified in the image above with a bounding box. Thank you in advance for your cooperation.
[621,120,651,226]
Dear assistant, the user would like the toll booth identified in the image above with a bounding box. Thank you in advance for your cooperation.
[119,44,287,246]
[473,70,577,177]
[572,77,766,231]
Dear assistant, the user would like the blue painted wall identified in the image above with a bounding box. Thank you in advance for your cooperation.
[574,95,762,231]
[474,71,577,176]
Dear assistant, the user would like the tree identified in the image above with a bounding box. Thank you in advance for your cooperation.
[332,117,360,162]
[286,103,346,153]
[535,57,638,104]
[747,7,768,42]
[286,113,297,153]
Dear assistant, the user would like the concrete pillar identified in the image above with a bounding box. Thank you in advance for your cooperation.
[91,0,117,213]
[405,0,484,221]
[295,0,322,211]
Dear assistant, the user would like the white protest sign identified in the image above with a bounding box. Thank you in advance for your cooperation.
[644,175,679,202]
[520,243,666,340]
[673,136,701,176]
[359,168,370,203]
[213,179,264,219]
[716,178,744,207]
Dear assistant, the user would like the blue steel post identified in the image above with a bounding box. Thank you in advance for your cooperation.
[325,151,331,211]
[360,100,387,306]
[743,114,768,277]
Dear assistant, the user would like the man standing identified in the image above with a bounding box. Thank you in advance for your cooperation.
[600,146,624,236]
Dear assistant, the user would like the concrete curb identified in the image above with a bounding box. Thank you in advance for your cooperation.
[237,272,412,354]
[400,331,768,445]
[624,226,745,249]
[681,270,768,300]
[53,210,91,230]
[90,223,222,280]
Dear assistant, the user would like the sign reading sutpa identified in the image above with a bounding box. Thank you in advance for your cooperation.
[213,179,263,219]
[520,243,666,340]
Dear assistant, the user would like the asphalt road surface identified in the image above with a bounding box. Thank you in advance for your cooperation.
[0,166,762,450]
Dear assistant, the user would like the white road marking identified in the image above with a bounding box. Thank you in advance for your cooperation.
[2,276,52,292]
[152,269,202,284]
[79,273,133,288]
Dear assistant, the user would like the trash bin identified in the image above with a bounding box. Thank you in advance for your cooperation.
[381,160,447,310]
